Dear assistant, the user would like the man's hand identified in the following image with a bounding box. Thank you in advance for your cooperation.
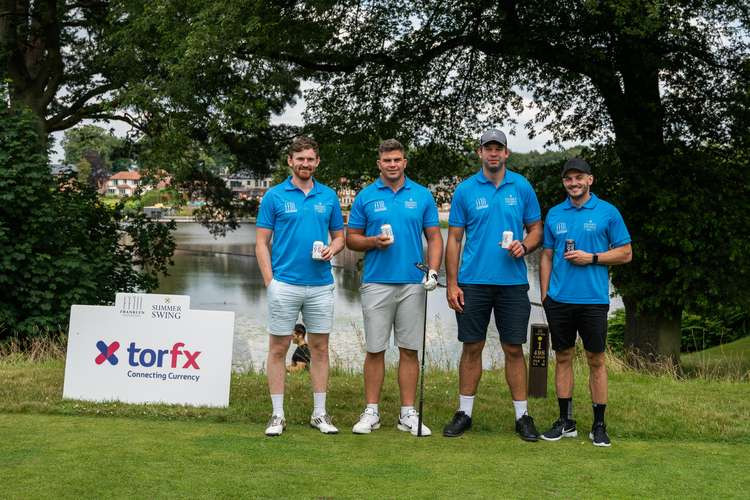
[320,245,334,261]
[423,269,439,291]
[447,283,464,312]
[372,233,394,249]
[504,240,527,259]
[564,250,593,266]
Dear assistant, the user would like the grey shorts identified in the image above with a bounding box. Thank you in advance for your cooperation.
[360,283,425,353]
[267,279,335,335]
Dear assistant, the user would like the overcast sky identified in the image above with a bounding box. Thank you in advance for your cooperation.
[50,90,576,163]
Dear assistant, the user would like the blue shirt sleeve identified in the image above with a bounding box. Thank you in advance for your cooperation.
[448,186,466,227]
[608,206,631,247]
[521,180,542,224]
[256,191,275,229]
[348,191,366,229]
[543,212,555,249]
[329,196,344,231]
[423,191,440,228]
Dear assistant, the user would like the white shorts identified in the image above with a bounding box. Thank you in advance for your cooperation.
[267,279,335,335]
[360,283,425,353]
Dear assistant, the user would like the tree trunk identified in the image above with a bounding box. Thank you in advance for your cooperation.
[622,296,682,366]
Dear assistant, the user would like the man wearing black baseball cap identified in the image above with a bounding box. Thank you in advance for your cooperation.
[539,158,632,447]
[443,128,544,441]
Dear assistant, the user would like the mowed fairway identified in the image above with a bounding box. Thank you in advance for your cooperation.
[1,358,748,498]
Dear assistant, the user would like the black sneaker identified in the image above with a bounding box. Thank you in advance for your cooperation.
[515,414,540,442]
[589,422,611,447]
[540,418,578,441]
[443,411,472,437]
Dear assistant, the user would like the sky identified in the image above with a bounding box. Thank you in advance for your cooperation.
[50,89,576,163]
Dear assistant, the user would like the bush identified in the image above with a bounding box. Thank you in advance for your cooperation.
[607,308,748,354]
[0,104,176,340]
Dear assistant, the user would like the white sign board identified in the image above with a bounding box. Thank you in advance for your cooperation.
[63,293,234,407]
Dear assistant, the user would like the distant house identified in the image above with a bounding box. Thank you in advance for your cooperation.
[106,171,143,197]
[223,172,273,200]
[337,177,356,208]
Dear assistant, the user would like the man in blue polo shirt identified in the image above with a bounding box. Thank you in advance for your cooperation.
[256,136,345,437]
[346,139,443,436]
[539,158,632,447]
[443,129,544,441]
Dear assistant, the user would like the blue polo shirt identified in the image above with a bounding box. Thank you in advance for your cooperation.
[543,193,631,304]
[257,177,344,286]
[449,169,541,285]
[348,177,439,284]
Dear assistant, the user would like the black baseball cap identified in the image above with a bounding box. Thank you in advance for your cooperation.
[561,158,592,176]
[479,129,507,147]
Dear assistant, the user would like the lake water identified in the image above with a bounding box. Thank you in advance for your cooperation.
[156,223,621,372]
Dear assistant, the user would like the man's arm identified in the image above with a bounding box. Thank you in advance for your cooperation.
[507,220,544,258]
[540,248,553,302]
[424,226,443,271]
[320,229,345,261]
[255,227,274,286]
[564,243,633,266]
[346,227,393,251]
[445,226,465,312]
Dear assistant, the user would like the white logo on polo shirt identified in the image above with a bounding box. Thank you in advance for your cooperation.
[404,198,417,209]
[373,200,387,212]
[504,194,517,206]
[314,203,327,214]
[475,197,488,210]
[584,219,597,232]
[284,201,297,213]
[555,222,568,234]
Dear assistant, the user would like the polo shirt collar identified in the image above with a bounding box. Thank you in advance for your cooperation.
[564,192,599,210]
[475,168,515,187]
[375,176,412,191]
[284,176,321,195]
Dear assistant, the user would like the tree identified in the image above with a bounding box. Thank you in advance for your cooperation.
[62,124,124,169]
[1,1,303,232]
[0,101,176,339]
[264,0,750,361]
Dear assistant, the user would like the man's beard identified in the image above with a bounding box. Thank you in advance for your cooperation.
[484,160,505,173]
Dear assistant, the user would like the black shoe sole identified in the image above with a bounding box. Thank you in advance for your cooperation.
[517,431,540,442]
[443,426,471,437]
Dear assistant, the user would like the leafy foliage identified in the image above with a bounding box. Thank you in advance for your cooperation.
[266,0,750,358]
[0,104,175,339]
[608,308,749,354]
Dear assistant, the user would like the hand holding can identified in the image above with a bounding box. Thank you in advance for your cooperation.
[501,230,513,249]
[311,240,325,260]
[381,224,394,243]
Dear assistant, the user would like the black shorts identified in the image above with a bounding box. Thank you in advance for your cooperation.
[543,297,609,353]
[456,284,530,345]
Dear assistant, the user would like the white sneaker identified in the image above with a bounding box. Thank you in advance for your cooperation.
[397,409,432,436]
[310,413,339,434]
[352,407,381,434]
[265,415,286,436]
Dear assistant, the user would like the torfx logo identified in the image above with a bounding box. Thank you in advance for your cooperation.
[95,340,120,365]
[95,341,201,369]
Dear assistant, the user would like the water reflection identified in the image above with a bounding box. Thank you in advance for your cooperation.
[157,223,619,372]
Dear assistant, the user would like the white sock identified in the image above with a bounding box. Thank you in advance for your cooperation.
[366,403,379,414]
[513,400,528,420]
[459,394,475,417]
[400,405,415,418]
[271,393,284,418]
[313,392,327,417]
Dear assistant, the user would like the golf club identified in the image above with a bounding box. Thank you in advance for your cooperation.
[414,262,432,437]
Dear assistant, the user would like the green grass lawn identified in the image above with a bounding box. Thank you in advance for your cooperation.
[681,335,750,376]
[1,357,748,498]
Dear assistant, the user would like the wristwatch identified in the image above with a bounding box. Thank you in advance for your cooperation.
[592,253,599,265]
